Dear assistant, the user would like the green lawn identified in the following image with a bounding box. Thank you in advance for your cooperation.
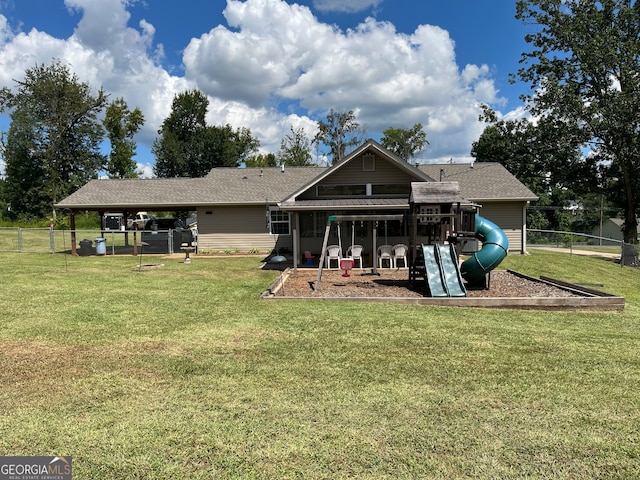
[0,251,639,479]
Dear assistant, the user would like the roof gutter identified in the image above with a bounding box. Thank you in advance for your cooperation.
[278,203,410,212]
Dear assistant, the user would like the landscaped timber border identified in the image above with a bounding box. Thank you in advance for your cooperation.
[261,268,625,312]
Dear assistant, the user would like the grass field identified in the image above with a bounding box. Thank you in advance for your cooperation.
[0,251,639,479]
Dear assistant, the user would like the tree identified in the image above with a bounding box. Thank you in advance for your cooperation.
[380,123,428,161]
[313,109,365,164]
[0,60,106,219]
[103,97,144,178]
[245,153,278,168]
[153,90,259,177]
[232,126,260,166]
[471,105,598,231]
[0,175,7,219]
[153,89,209,178]
[277,126,313,166]
[515,0,640,243]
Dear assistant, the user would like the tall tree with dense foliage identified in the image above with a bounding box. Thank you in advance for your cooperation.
[515,0,640,243]
[472,106,595,231]
[277,126,313,166]
[0,61,107,219]
[153,90,259,177]
[380,123,428,161]
[153,89,209,178]
[233,126,261,166]
[313,109,365,164]
[103,97,144,178]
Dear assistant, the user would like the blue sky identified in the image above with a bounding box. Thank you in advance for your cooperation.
[0,0,532,176]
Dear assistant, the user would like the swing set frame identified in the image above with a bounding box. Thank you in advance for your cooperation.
[313,214,404,291]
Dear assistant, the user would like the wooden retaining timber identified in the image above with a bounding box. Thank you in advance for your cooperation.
[262,269,625,312]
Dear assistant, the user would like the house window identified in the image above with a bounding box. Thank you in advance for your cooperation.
[301,211,371,238]
[371,184,411,195]
[317,184,367,197]
[270,209,290,235]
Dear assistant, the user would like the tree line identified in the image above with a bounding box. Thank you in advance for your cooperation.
[1,0,637,243]
[0,63,427,220]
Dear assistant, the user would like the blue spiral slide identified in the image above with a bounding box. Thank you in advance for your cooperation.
[460,215,509,283]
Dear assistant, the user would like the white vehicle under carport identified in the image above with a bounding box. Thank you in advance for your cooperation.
[127,212,155,230]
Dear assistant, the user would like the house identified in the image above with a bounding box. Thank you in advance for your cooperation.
[592,218,640,246]
[55,139,538,257]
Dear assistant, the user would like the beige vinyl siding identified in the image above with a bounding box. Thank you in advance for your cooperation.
[594,219,624,245]
[477,202,526,253]
[299,155,416,200]
[196,206,292,252]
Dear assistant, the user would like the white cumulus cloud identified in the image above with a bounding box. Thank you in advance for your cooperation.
[0,0,518,170]
[184,0,503,161]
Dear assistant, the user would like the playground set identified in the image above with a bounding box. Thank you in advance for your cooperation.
[313,182,509,297]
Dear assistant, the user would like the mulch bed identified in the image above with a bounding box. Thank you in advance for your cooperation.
[271,268,582,299]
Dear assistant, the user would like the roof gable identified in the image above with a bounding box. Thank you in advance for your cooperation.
[282,139,434,203]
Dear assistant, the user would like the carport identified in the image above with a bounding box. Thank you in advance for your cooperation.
[54,177,208,256]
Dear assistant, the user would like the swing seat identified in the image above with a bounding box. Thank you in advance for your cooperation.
[303,250,316,265]
[346,244,364,269]
[378,245,393,268]
[325,245,342,269]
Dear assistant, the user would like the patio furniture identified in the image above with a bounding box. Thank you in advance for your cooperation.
[377,244,393,268]
[326,244,342,269]
[346,244,364,269]
[392,243,408,268]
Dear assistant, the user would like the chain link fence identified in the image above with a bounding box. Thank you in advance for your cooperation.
[0,227,195,255]
[528,229,639,267]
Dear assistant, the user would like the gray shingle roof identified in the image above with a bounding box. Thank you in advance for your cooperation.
[55,177,212,210]
[55,157,537,211]
[204,167,325,204]
[54,167,326,210]
[419,163,538,201]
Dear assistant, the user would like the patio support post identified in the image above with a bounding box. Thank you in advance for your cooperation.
[292,212,299,273]
[372,220,378,274]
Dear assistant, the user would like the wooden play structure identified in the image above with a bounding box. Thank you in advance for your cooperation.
[312,181,509,296]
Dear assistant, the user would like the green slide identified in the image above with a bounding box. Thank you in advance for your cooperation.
[421,244,448,297]
[421,243,467,297]
[460,215,509,283]
[436,243,467,297]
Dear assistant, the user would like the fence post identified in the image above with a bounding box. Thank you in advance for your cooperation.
[570,233,573,256]
[49,227,55,253]
[168,229,174,254]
